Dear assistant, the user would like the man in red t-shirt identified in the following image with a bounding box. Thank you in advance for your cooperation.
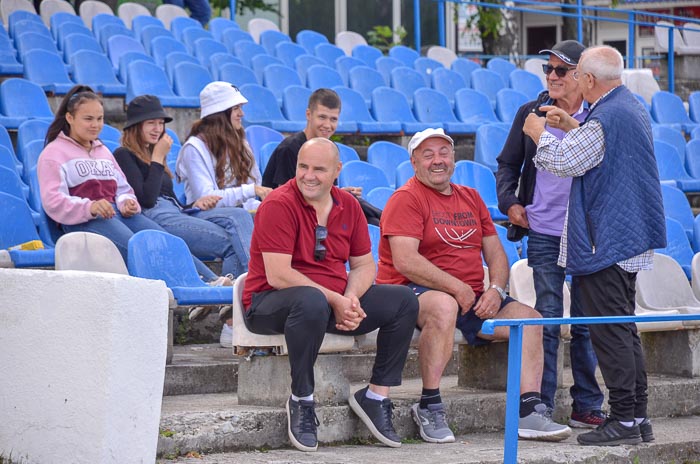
[377,128,571,444]
[243,137,418,453]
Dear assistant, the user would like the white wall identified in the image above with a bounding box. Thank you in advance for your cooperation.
[0,269,169,464]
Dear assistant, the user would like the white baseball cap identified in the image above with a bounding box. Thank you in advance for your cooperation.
[199,81,248,119]
[407,128,454,156]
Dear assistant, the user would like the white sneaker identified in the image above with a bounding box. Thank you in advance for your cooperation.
[220,323,233,348]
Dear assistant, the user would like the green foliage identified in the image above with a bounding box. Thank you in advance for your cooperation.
[366,25,407,53]
[476,5,503,40]
[209,0,280,16]
[159,428,176,438]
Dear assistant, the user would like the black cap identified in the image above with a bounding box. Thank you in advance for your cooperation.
[539,40,585,66]
[124,95,173,129]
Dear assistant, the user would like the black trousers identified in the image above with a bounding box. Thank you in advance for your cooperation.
[573,264,648,421]
[245,284,419,397]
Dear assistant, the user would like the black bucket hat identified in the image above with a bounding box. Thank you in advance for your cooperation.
[124,95,173,129]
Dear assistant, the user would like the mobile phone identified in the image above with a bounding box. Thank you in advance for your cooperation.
[182,207,201,215]
[531,92,553,117]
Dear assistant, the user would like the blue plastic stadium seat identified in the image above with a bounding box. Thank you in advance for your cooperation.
[259,29,290,56]
[16,119,49,164]
[15,31,60,58]
[0,46,23,75]
[208,17,239,42]
[126,60,199,106]
[349,65,385,108]
[296,29,328,55]
[652,124,687,163]
[335,55,364,86]
[0,165,31,205]
[651,91,698,133]
[72,50,126,96]
[50,12,83,40]
[12,19,51,45]
[338,160,389,198]
[685,139,700,178]
[471,68,507,109]
[689,91,700,124]
[149,35,186,67]
[107,34,145,70]
[366,186,394,211]
[0,79,53,129]
[20,139,43,182]
[413,56,443,87]
[336,142,360,164]
[509,69,544,101]
[193,37,227,67]
[451,57,480,88]
[170,16,201,41]
[474,123,510,172]
[139,24,172,54]
[96,124,120,144]
[486,57,516,87]
[281,85,311,122]
[395,159,414,187]
[334,86,401,135]
[454,88,500,131]
[62,30,101,61]
[368,223,381,262]
[306,64,343,90]
[275,41,306,69]
[494,223,521,268]
[92,14,125,43]
[219,62,258,87]
[294,54,325,85]
[233,40,267,68]
[172,62,212,97]
[127,230,231,305]
[388,45,419,68]
[496,88,529,123]
[693,214,700,252]
[98,23,133,51]
[0,142,22,174]
[371,86,436,133]
[374,56,403,86]
[56,22,92,51]
[390,66,426,107]
[314,42,344,68]
[352,44,382,68]
[0,192,55,268]
[263,63,302,107]
[181,26,212,54]
[452,160,508,221]
[413,88,473,134]
[239,83,305,132]
[8,11,42,36]
[655,140,700,192]
[258,140,280,174]
[245,125,284,165]
[367,141,409,188]
[132,15,164,39]
[118,51,153,84]
[661,184,694,242]
[22,48,75,94]
[164,51,198,83]
[222,28,254,54]
[658,217,694,279]
[208,52,242,80]
[431,67,467,109]
[250,54,283,84]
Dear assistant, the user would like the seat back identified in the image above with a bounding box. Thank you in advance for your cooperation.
[495,88,529,123]
[454,88,499,125]
[349,65,385,107]
[451,57,480,87]
[118,51,152,83]
[23,48,73,89]
[15,30,58,56]
[426,45,457,68]
[338,160,389,196]
[132,15,163,38]
[233,40,266,68]
[180,26,211,54]
[117,2,149,28]
[55,231,127,274]
[107,34,144,69]
[395,159,414,187]
[219,62,258,87]
[98,123,121,143]
[259,28,289,55]
[79,0,113,29]
[651,90,693,126]
[139,24,171,54]
[208,17,237,42]
[249,53,282,83]
[172,61,212,97]
[657,216,695,279]
[51,12,83,40]
[509,69,544,100]
[367,140,409,188]
[655,140,692,182]
[334,86,376,125]
[507,259,536,307]
[413,87,459,124]
[661,184,694,237]
[306,64,343,90]
[653,124,686,163]
[245,125,283,164]
[126,59,175,103]
[282,84,311,121]
[374,56,403,86]
[471,68,506,109]
[314,42,344,68]
[2,0,35,27]
[294,53,325,84]
[336,142,360,164]
[390,66,426,107]
[263,63,302,105]
[486,57,515,86]
[0,165,29,201]
[689,91,700,124]
[150,35,186,67]
[431,67,466,107]
[685,139,700,178]
[335,30,366,56]
[0,78,53,119]
[258,140,279,174]
[352,44,382,68]
[413,56,443,86]
[155,4,187,30]
[371,86,419,123]
[72,50,122,87]
[239,83,288,124]
[654,20,687,52]
[366,186,394,211]
[221,27,253,54]
[523,57,547,87]
[452,159,500,208]
[474,123,510,172]
[209,52,241,79]
[275,41,305,69]
[193,37,227,67]
[41,1,74,28]
[247,17,278,43]
[637,251,699,310]
[389,45,419,67]
[296,29,328,54]
[0,191,42,248]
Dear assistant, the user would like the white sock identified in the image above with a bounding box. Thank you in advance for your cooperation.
[634,417,645,425]
[365,388,386,401]
[619,420,634,427]
[291,394,313,402]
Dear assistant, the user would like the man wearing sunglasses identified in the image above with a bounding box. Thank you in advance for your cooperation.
[523,45,665,446]
[243,137,419,452]
[495,40,605,429]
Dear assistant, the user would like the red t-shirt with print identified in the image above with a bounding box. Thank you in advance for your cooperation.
[376,177,496,293]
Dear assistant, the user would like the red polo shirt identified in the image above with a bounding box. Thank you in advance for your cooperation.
[242,179,371,309]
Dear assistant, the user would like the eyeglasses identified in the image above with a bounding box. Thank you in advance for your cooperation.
[572,71,595,81]
[314,225,328,261]
[542,64,577,78]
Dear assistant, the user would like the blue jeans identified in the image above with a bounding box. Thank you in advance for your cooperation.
[143,198,253,277]
[527,230,604,412]
[62,206,218,281]
[163,0,211,25]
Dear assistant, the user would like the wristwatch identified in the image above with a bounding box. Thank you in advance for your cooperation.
[490,284,507,301]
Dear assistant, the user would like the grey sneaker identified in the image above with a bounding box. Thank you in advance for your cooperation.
[348,386,401,448]
[286,396,319,452]
[639,418,654,442]
[411,403,455,443]
[518,403,572,442]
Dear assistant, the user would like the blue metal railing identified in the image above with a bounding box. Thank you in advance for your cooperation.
[481,313,700,464]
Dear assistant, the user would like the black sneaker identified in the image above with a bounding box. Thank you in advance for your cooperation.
[286,396,319,452]
[639,418,655,442]
[577,418,642,446]
[348,386,401,448]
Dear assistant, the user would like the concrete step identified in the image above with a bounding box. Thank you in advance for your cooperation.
[158,414,700,463]
[156,372,700,458]
[164,344,459,396]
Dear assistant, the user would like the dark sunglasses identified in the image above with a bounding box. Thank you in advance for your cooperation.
[314,225,328,262]
[542,64,577,78]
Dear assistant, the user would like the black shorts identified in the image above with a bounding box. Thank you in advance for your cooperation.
[408,283,516,346]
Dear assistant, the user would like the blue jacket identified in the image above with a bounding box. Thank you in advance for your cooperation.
[566,85,666,275]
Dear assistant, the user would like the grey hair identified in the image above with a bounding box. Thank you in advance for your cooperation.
[579,45,623,81]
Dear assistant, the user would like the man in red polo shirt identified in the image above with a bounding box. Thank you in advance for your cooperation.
[243,137,418,453]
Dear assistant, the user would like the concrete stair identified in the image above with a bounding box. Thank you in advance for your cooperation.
[159,344,700,461]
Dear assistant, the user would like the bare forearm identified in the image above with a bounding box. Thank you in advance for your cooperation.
[345,261,375,298]
[397,253,468,296]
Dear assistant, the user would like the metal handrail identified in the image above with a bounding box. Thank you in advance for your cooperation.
[481,313,700,463]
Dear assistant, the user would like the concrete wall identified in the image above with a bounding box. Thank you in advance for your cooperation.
[0,269,170,464]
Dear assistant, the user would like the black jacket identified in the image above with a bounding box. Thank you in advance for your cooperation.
[495,91,552,216]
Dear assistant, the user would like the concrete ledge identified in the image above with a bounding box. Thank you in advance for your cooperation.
[642,328,700,377]
[0,269,170,464]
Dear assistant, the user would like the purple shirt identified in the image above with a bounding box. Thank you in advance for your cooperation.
[526,102,589,236]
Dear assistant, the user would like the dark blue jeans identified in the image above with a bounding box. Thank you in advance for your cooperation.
[527,230,604,412]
